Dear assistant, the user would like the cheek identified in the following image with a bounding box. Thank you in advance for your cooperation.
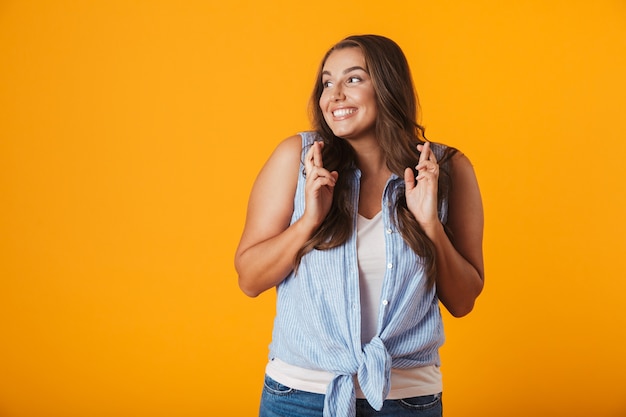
[363,91,378,114]
[319,96,333,124]
[361,89,376,104]
[318,93,329,110]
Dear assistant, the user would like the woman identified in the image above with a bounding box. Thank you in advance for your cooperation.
[235,34,484,417]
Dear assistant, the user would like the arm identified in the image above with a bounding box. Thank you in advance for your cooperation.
[234,136,338,297]
[404,144,484,317]
[427,152,484,317]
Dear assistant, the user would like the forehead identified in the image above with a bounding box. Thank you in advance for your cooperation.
[322,47,366,72]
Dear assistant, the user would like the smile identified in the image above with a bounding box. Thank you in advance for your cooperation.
[332,108,357,117]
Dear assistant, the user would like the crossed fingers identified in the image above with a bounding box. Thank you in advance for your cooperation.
[415,142,439,182]
[305,141,336,186]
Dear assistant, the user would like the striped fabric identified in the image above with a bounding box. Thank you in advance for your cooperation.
[268,132,448,417]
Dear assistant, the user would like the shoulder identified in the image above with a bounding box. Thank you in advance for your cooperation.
[254,134,308,192]
[248,135,305,213]
[270,131,323,165]
[426,140,472,171]
[274,131,320,153]
[449,150,476,177]
[446,150,482,214]
[266,134,304,167]
[274,133,302,152]
[428,141,458,164]
[431,143,480,196]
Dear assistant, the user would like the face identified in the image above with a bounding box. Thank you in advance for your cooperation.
[319,47,378,141]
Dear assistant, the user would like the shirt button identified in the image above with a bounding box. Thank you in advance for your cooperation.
[387,263,393,269]
[382,300,389,306]
[386,228,392,234]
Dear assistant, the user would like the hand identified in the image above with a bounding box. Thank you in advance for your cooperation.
[302,141,339,229]
[404,142,440,232]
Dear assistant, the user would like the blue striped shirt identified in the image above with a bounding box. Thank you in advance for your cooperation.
[268,132,447,417]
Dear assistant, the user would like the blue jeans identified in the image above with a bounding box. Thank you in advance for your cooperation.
[259,375,443,417]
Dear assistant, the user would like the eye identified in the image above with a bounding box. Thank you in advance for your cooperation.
[347,76,362,84]
[322,80,333,88]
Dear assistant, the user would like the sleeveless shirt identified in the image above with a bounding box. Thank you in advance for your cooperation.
[267,132,449,417]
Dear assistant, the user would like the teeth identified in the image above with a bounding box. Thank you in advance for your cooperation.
[332,108,356,117]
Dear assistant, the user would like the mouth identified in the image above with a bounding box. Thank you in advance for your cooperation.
[332,108,357,118]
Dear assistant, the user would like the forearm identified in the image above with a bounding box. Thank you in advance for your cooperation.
[235,218,316,297]
[425,222,484,317]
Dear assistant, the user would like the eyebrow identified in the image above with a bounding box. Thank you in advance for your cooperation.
[322,66,368,76]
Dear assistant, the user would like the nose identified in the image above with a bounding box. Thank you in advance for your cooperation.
[330,84,345,101]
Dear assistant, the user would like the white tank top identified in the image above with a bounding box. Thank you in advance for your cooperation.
[357,211,387,344]
[266,211,442,398]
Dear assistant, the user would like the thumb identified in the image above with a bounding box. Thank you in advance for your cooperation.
[404,167,415,191]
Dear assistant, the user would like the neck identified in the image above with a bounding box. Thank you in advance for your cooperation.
[349,138,389,179]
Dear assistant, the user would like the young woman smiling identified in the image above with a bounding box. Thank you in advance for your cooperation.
[235,34,484,417]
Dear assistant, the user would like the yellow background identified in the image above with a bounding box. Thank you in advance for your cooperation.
[1,1,625,416]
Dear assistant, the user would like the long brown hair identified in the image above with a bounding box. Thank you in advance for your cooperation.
[296,34,456,285]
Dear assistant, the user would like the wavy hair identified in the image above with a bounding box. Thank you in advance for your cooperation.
[295,35,456,285]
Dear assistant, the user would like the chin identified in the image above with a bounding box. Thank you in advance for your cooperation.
[329,126,356,138]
